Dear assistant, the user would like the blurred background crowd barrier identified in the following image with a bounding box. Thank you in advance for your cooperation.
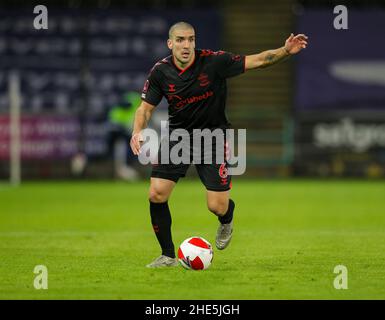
[0,0,384,180]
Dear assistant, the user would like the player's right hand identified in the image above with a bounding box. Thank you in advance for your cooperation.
[130,132,144,155]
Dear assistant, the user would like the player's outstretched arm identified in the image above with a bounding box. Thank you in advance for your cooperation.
[130,101,156,155]
[245,33,308,70]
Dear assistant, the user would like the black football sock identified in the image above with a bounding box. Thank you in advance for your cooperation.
[149,201,175,258]
[218,199,235,225]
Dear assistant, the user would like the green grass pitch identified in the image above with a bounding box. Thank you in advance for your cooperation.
[0,179,384,299]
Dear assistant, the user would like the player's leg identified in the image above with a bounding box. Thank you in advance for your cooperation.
[146,160,190,267]
[149,177,176,253]
[196,162,235,250]
[146,177,179,267]
[146,133,191,267]
[206,189,230,218]
[206,189,235,250]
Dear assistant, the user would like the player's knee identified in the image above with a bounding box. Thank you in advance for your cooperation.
[207,200,228,216]
[149,188,169,203]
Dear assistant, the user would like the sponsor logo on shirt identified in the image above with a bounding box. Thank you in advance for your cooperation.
[167,94,183,103]
[167,90,214,109]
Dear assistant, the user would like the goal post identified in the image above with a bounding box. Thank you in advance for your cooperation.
[9,71,21,186]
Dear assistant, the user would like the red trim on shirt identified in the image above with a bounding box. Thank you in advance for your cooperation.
[172,53,196,76]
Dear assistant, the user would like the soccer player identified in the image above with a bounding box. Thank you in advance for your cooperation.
[130,22,308,267]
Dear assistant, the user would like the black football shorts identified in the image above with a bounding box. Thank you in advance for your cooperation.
[151,133,232,192]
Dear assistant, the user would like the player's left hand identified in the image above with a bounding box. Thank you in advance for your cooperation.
[284,33,308,55]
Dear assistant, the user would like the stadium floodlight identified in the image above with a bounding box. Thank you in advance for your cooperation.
[9,71,21,186]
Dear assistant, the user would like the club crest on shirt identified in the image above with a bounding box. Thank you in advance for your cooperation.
[198,73,210,87]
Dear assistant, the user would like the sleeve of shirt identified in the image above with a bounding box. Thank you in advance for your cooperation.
[213,51,246,79]
[141,68,163,106]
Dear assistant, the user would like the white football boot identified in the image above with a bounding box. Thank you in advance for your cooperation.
[146,255,179,268]
[215,219,233,250]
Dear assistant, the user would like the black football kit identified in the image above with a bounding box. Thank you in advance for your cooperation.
[141,49,245,191]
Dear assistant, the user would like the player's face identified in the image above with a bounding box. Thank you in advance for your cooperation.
[168,28,196,66]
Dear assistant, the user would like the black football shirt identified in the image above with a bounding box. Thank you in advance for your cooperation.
[141,49,245,132]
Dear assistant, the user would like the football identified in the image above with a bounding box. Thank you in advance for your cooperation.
[177,236,214,270]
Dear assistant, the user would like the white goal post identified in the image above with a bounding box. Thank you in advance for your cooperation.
[9,71,21,186]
